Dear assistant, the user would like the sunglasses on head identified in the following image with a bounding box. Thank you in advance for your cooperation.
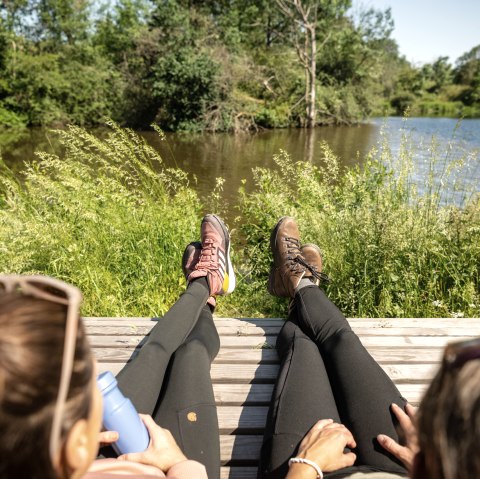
[443,337,480,369]
[0,275,83,463]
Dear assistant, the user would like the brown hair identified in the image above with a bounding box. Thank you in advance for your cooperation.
[0,292,93,479]
[417,357,480,479]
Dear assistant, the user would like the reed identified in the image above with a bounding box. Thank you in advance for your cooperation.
[0,122,478,318]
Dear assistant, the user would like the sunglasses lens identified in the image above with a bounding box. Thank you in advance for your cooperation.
[28,281,67,299]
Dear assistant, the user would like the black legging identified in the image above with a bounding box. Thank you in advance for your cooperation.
[114,278,221,479]
[259,285,408,479]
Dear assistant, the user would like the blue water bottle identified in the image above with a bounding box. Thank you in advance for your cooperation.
[97,371,150,455]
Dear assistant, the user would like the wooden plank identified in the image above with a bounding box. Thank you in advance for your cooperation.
[210,364,279,382]
[83,317,480,327]
[89,334,475,349]
[221,467,257,479]
[213,384,274,405]
[85,324,480,337]
[91,347,280,364]
[220,435,262,463]
[85,318,480,336]
[217,406,269,434]
[217,336,476,348]
[212,383,428,406]
[91,346,447,364]
[97,361,438,384]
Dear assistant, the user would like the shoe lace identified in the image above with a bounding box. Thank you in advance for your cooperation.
[196,238,219,271]
[294,255,330,284]
[283,237,305,274]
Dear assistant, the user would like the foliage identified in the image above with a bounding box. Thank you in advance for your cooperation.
[222,133,480,318]
[0,2,479,130]
[388,44,480,117]
[0,122,202,316]
[152,49,221,131]
[2,124,478,318]
[0,0,413,130]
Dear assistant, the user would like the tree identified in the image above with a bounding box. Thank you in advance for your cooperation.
[454,45,480,105]
[274,0,351,127]
[31,0,91,47]
[422,56,452,93]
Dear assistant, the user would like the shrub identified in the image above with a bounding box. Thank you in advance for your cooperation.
[222,136,480,318]
[1,123,478,319]
[0,122,202,316]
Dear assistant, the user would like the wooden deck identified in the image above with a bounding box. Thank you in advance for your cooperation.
[85,317,480,479]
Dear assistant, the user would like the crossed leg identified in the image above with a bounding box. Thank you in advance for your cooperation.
[114,278,221,479]
[259,285,408,478]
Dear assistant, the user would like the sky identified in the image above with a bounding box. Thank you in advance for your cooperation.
[351,0,480,65]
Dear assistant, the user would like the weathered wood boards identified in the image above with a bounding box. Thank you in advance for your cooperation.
[85,317,480,479]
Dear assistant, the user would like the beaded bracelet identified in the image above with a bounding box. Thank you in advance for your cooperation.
[288,457,324,479]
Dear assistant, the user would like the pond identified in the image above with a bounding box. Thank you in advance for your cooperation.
[1,117,479,216]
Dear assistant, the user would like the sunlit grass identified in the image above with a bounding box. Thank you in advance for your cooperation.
[0,122,201,316]
[0,122,478,318]
[222,125,480,318]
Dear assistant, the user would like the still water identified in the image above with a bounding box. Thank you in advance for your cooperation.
[1,117,479,213]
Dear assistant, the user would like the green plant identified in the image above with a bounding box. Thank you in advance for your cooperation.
[222,135,480,318]
[1,123,478,319]
[0,122,202,316]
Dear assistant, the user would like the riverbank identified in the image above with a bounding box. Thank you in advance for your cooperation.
[0,123,478,319]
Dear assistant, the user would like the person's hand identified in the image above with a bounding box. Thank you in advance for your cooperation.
[98,430,119,448]
[117,414,187,472]
[377,403,419,471]
[288,419,356,478]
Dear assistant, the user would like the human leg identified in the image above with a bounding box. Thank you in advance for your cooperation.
[152,304,221,479]
[258,314,341,479]
[293,286,407,473]
[115,277,210,414]
[116,213,234,414]
[267,217,407,475]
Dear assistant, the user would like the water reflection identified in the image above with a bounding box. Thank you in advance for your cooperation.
[1,118,479,215]
[140,124,379,208]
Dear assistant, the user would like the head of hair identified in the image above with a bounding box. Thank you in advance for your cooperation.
[416,356,480,479]
[0,292,93,479]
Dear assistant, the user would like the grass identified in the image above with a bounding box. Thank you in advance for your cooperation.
[0,121,201,316]
[0,121,479,318]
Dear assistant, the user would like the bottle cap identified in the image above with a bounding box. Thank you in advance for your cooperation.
[97,371,117,395]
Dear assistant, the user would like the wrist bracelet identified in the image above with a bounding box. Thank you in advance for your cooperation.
[288,457,323,479]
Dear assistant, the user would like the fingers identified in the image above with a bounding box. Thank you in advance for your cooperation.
[405,403,417,420]
[377,434,407,461]
[345,433,357,449]
[391,403,413,431]
[139,414,163,436]
[313,418,334,431]
[99,430,119,444]
[341,452,357,468]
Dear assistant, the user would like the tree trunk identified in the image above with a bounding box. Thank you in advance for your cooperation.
[306,27,316,128]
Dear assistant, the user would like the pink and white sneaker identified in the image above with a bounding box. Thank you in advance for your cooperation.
[187,214,235,296]
[182,241,217,308]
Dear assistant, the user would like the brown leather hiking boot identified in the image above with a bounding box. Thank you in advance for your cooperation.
[268,217,307,298]
[301,244,326,286]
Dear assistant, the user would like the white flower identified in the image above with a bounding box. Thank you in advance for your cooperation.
[450,312,465,318]
[432,300,443,307]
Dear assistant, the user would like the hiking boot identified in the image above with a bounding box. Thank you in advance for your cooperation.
[300,244,330,286]
[182,241,216,308]
[188,214,235,296]
[268,216,307,298]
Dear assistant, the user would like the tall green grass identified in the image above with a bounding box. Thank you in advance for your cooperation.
[223,131,480,318]
[0,122,201,316]
[0,122,479,318]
